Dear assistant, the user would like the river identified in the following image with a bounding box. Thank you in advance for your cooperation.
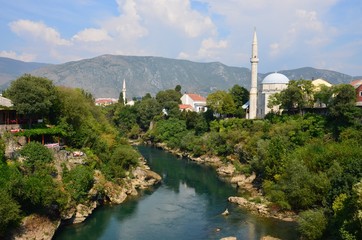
[54,145,298,240]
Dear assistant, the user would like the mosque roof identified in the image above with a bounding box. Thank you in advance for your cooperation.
[262,72,289,84]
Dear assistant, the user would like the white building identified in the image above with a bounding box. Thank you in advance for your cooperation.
[180,93,207,112]
[257,72,290,118]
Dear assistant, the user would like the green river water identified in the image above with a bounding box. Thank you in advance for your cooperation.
[54,145,298,240]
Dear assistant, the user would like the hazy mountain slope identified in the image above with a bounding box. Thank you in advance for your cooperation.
[277,67,354,84]
[0,57,49,86]
[31,55,252,98]
[1,55,358,98]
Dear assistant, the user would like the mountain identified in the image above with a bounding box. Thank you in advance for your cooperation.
[0,55,359,98]
[30,55,251,98]
[0,57,49,87]
[276,67,354,85]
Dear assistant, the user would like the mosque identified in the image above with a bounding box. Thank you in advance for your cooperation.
[247,30,332,119]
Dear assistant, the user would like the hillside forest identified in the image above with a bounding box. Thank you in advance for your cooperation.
[0,74,361,240]
[0,75,141,237]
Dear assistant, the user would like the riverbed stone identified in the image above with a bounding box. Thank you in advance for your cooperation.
[217,164,235,176]
[220,237,237,240]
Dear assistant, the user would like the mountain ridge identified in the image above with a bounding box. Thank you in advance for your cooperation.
[0,55,359,98]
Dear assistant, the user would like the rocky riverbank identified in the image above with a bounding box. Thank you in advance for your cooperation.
[8,142,161,240]
[151,142,297,222]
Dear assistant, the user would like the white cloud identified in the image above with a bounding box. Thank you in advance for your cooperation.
[0,51,37,62]
[102,0,148,41]
[295,9,323,32]
[9,19,71,46]
[5,0,362,75]
[197,38,228,58]
[72,28,112,42]
[137,0,216,38]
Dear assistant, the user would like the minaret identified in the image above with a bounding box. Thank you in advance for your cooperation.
[249,29,259,119]
[122,79,126,104]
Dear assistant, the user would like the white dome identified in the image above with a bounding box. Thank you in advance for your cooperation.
[262,73,289,84]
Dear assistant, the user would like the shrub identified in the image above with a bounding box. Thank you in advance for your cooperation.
[63,165,94,202]
[298,209,327,240]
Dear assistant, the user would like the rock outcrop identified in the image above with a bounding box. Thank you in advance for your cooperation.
[228,196,296,221]
[10,214,60,240]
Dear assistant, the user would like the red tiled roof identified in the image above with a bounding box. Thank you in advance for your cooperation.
[179,104,193,110]
[351,79,362,87]
[186,93,206,102]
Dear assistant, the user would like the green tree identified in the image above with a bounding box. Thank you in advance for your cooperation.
[20,142,54,174]
[63,165,94,202]
[314,84,333,107]
[298,209,327,240]
[5,74,57,126]
[103,145,140,180]
[0,189,21,236]
[270,80,314,114]
[328,84,361,130]
[207,90,236,117]
[135,98,162,131]
[229,84,249,117]
[156,89,182,104]
[174,85,182,93]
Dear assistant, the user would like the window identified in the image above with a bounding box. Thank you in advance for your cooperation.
[360,91,362,97]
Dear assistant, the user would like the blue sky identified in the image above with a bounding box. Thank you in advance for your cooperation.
[1,0,361,76]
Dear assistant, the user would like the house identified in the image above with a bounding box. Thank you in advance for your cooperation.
[350,79,362,107]
[95,98,118,106]
[0,95,17,125]
[180,93,207,112]
[178,104,194,112]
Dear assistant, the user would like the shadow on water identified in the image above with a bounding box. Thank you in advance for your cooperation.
[54,145,298,240]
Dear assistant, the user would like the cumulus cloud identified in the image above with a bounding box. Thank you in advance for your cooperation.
[9,19,71,46]
[72,28,112,42]
[0,50,36,62]
[137,0,216,38]
[197,38,228,58]
[5,0,361,75]
[102,0,148,40]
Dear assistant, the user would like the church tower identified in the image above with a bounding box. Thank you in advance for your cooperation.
[249,29,259,119]
[122,79,126,104]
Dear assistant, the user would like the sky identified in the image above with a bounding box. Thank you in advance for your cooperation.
[1,0,361,76]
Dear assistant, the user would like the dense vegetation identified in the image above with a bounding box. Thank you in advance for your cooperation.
[0,75,141,237]
[109,81,361,240]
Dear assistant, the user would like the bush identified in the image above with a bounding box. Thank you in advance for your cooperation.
[63,165,94,202]
[0,189,21,236]
[20,142,54,174]
[298,209,327,240]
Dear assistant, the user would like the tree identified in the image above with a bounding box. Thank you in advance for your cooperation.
[156,89,182,105]
[135,98,162,130]
[0,189,21,236]
[63,165,94,202]
[314,85,333,107]
[229,84,249,117]
[270,80,314,114]
[5,74,57,126]
[298,209,327,240]
[207,90,236,117]
[118,92,124,105]
[229,84,249,107]
[174,85,182,93]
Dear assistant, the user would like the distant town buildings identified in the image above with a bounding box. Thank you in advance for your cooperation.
[95,98,118,106]
[180,93,207,112]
